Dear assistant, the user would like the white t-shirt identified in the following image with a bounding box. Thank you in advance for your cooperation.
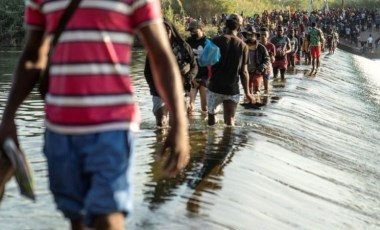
[368,36,373,44]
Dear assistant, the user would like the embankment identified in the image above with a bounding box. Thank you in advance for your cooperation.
[337,41,380,60]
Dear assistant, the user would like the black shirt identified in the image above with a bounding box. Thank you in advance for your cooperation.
[209,34,248,95]
[186,35,209,79]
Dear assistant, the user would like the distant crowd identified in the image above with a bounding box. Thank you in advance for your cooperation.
[176,7,380,51]
[151,7,380,128]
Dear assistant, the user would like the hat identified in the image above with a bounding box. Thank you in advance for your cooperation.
[186,20,203,31]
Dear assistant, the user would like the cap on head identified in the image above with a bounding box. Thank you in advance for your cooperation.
[186,20,204,31]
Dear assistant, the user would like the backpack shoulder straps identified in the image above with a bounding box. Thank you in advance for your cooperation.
[50,0,82,49]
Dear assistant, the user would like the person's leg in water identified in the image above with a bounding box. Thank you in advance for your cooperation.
[93,214,125,230]
[280,68,286,80]
[289,54,295,68]
[304,52,307,64]
[248,72,255,94]
[198,84,208,113]
[315,57,320,73]
[223,100,238,126]
[315,46,321,73]
[273,67,279,78]
[189,80,200,114]
[70,219,87,230]
[70,214,125,230]
[207,91,221,126]
[208,113,216,126]
[263,74,270,94]
[311,56,316,72]
[153,99,168,127]
[317,56,320,68]
[253,73,263,94]
[189,78,208,114]
[305,52,311,65]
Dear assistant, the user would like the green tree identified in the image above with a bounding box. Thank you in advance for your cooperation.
[0,0,24,46]
[180,0,236,18]
[2,0,380,47]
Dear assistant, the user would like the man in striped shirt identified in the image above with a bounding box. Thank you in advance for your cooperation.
[0,0,189,229]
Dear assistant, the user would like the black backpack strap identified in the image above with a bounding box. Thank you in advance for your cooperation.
[38,0,82,99]
[50,0,82,49]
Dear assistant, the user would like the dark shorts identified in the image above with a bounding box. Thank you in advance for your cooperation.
[44,129,135,227]
[192,76,208,88]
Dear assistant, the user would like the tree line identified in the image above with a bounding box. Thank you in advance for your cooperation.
[1,0,379,47]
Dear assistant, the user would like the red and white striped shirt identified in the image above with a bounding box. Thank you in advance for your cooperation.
[25,0,162,134]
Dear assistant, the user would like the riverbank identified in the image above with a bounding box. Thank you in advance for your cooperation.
[337,30,380,60]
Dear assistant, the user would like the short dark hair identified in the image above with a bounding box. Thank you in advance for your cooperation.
[260,27,269,32]
[225,14,241,31]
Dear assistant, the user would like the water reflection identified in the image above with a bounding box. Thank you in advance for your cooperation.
[142,129,189,210]
[142,127,248,214]
[2,48,380,229]
[186,127,243,213]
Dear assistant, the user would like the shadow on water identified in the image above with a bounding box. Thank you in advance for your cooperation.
[185,127,247,213]
[142,127,248,214]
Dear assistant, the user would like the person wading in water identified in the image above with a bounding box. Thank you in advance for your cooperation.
[207,13,254,126]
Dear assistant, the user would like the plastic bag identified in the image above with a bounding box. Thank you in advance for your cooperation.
[198,39,221,67]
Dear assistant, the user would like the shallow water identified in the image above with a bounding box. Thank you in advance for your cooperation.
[1,48,380,230]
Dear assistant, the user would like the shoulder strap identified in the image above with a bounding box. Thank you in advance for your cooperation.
[50,0,82,49]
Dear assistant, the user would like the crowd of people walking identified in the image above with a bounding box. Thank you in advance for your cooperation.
[1,1,379,228]
[159,8,348,128]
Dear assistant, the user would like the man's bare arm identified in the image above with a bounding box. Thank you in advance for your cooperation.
[2,30,49,120]
[240,64,254,103]
[137,22,190,176]
[0,30,49,145]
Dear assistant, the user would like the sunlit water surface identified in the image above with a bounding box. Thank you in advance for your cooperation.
[1,48,380,230]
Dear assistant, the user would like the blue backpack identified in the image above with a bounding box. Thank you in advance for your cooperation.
[198,39,221,67]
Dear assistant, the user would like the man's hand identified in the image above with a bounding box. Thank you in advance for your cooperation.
[157,126,190,177]
[246,93,255,103]
[0,120,18,147]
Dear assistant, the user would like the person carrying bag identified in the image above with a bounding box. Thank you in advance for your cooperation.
[38,0,82,99]
[198,39,221,67]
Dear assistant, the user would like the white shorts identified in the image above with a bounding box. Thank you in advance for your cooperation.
[207,90,240,114]
[152,95,190,115]
[152,96,165,115]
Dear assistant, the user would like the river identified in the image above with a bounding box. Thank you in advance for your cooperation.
[0,48,380,230]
